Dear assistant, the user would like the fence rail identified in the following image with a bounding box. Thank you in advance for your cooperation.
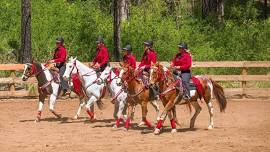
[0,61,269,98]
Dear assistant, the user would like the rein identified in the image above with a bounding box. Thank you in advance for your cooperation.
[152,65,180,97]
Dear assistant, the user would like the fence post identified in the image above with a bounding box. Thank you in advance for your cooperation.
[10,70,16,92]
[241,67,247,98]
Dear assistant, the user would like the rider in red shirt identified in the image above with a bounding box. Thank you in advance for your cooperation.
[171,42,192,99]
[48,36,70,95]
[138,40,157,71]
[90,37,110,72]
[122,44,136,69]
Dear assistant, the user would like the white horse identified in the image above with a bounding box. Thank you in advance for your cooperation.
[22,61,62,122]
[63,57,105,121]
[96,66,128,128]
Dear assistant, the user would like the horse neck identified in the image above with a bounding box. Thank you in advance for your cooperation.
[76,61,97,79]
[127,76,142,92]
[35,63,48,86]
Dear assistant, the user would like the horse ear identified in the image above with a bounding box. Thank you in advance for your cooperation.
[74,56,77,60]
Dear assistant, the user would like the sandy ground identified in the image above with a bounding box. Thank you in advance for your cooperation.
[0,98,269,152]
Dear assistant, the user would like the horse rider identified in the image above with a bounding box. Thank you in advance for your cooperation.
[48,36,71,96]
[89,36,110,73]
[138,40,159,100]
[122,44,136,69]
[170,42,192,100]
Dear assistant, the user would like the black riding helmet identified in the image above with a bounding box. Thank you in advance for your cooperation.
[96,36,104,44]
[143,40,153,48]
[178,42,188,49]
[56,36,64,44]
[122,44,132,52]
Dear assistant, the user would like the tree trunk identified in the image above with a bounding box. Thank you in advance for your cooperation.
[217,0,224,23]
[264,0,268,19]
[120,0,129,21]
[113,0,121,61]
[21,0,32,63]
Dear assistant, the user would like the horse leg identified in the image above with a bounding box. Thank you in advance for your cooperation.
[114,99,126,128]
[35,95,45,122]
[139,101,152,128]
[154,99,175,135]
[168,108,177,133]
[74,97,85,119]
[150,100,160,121]
[190,101,202,129]
[49,93,62,119]
[206,100,214,129]
[85,96,97,121]
[125,102,134,131]
[172,105,181,127]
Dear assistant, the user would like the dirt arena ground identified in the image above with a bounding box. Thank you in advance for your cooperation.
[0,98,269,152]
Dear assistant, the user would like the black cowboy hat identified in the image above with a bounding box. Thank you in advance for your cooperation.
[178,42,188,49]
[122,44,132,52]
[96,36,104,44]
[143,40,153,47]
[56,36,64,44]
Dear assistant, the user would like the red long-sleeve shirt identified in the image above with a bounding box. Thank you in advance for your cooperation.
[53,46,67,63]
[93,45,109,66]
[172,51,192,71]
[123,54,136,69]
[138,50,157,69]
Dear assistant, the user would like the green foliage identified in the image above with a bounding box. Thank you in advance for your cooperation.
[0,0,269,64]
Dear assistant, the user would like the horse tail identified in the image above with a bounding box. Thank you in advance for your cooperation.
[96,99,104,110]
[210,78,227,112]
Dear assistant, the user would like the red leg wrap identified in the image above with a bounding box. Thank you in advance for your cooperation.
[144,119,152,128]
[115,118,121,128]
[125,118,130,129]
[170,119,176,129]
[156,119,163,129]
[86,109,94,119]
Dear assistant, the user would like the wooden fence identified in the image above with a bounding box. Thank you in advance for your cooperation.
[0,61,269,98]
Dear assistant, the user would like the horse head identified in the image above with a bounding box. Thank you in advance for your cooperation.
[117,62,135,85]
[63,56,77,81]
[21,60,40,81]
[149,62,165,85]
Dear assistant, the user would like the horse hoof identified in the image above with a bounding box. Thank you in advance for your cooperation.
[171,129,177,134]
[154,128,160,135]
[34,119,40,123]
[208,125,214,130]
[112,124,118,128]
[57,114,62,119]
[137,121,146,127]
[73,115,78,120]
[123,128,128,132]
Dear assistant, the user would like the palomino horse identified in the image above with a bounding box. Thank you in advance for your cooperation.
[96,66,128,128]
[22,61,62,122]
[63,57,105,120]
[149,63,227,134]
[117,63,160,130]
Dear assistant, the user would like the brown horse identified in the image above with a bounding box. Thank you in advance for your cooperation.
[22,61,62,122]
[118,63,158,130]
[149,63,227,134]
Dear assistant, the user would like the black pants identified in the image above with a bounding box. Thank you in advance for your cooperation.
[97,62,109,73]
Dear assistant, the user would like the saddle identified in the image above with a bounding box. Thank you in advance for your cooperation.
[45,63,61,83]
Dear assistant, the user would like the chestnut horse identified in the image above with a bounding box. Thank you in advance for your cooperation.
[118,63,160,130]
[149,63,227,134]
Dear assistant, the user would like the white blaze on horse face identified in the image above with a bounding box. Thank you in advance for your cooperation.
[22,64,31,80]
[117,69,125,84]
[149,68,154,84]
[63,62,74,79]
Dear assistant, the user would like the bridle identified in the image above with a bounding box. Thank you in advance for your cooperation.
[68,60,96,79]
[23,63,44,79]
